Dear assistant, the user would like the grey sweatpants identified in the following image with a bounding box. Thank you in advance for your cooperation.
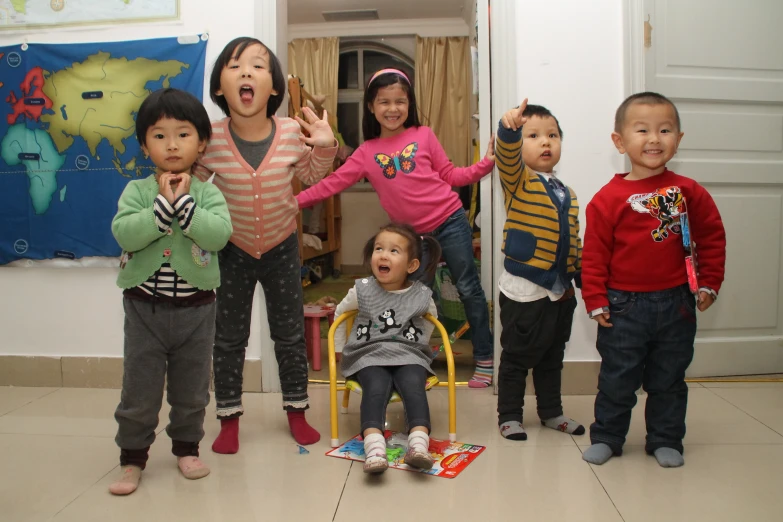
[114,298,215,451]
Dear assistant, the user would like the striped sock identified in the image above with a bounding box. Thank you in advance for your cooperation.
[408,430,430,453]
[363,432,387,460]
[362,432,388,474]
[468,358,493,388]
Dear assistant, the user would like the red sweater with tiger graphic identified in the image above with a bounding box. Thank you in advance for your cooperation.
[581,169,726,312]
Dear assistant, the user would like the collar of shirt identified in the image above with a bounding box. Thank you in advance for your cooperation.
[533,169,558,181]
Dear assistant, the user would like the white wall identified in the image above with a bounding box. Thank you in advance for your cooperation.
[511,0,627,361]
[0,1,627,364]
[0,0,272,358]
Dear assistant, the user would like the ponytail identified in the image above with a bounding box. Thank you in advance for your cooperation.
[417,235,441,281]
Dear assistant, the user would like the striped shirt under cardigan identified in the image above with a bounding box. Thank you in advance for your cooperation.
[194,116,337,258]
[495,125,582,290]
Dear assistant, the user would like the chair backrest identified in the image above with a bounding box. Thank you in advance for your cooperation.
[327,310,454,363]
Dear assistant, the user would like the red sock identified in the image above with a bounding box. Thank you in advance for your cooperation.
[287,411,321,445]
[211,417,240,454]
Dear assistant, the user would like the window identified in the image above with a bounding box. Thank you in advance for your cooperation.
[337,42,415,185]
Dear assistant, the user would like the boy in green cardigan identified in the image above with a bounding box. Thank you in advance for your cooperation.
[109,88,232,495]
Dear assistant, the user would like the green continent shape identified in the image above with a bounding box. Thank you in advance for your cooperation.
[1,124,66,215]
[59,185,67,202]
[10,0,26,14]
[41,52,188,158]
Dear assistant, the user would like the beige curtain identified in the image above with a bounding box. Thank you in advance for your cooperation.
[415,36,472,167]
[288,37,339,119]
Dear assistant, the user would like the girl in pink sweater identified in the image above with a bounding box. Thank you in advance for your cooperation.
[297,69,496,387]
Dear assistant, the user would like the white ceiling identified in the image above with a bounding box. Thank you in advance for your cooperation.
[287,0,472,25]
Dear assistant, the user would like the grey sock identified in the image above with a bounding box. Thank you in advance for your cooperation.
[653,447,684,468]
[499,421,527,441]
[582,443,614,465]
[541,415,585,435]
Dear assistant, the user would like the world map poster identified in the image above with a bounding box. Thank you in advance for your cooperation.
[0,35,207,264]
[1,0,179,30]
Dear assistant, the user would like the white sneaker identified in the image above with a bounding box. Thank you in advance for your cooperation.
[404,447,434,470]
[363,455,389,474]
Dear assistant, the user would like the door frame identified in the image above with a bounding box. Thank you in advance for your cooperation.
[262,1,498,392]
[623,0,646,97]
[488,0,519,392]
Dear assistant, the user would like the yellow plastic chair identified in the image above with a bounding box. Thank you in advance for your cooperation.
[327,310,457,448]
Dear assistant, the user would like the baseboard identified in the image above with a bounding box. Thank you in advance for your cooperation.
[0,356,263,392]
[559,361,601,395]
[0,355,600,394]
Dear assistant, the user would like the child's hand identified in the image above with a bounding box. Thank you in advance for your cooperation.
[697,291,715,312]
[484,134,496,162]
[592,312,612,328]
[501,98,529,131]
[158,172,177,205]
[174,172,192,201]
[296,106,335,148]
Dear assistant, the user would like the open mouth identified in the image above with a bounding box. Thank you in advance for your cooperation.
[541,151,552,158]
[644,149,663,155]
[239,85,254,103]
[378,265,391,274]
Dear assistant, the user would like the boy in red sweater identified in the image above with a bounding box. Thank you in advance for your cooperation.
[581,92,726,468]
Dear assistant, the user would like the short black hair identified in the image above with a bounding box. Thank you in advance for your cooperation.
[615,91,681,132]
[210,37,286,118]
[522,104,563,139]
[135,88,211,147]
[362,72,420,141]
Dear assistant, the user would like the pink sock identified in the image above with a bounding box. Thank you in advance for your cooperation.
[287,411,321,445]
[212,417,240,454]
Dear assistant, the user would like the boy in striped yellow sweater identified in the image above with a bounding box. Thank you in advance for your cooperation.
[494,100,585,441]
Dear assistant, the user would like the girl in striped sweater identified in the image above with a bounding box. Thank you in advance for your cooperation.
[194,37,337,453]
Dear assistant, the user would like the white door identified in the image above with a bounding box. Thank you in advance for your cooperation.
[639,0,783,376]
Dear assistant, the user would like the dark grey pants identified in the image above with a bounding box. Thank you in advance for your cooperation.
[115,298,215,454]
[213,234,309,417]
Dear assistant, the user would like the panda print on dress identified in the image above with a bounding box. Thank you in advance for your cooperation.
[402,320,422,342]
[378,309,402,333]
[356,318,372,341]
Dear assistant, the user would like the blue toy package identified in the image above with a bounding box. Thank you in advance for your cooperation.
[679,199,699,294]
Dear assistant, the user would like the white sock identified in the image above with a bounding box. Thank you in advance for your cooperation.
[363,432,387,460]
[408,430,429,453]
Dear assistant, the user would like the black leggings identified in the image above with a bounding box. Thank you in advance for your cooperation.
[356,365,431,434]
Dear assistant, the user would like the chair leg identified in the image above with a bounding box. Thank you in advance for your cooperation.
[330,391,340,448]
[310,318,322,371]
[449,379,457,442]
[304,317,313,363]
[341,388,350,414]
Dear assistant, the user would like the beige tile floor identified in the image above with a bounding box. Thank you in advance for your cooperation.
[1,382,782,522]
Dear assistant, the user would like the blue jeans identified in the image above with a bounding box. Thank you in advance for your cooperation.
[590,284,697,455]
[413,209,493,360]
[356,365,430,434]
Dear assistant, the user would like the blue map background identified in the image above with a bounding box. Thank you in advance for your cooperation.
[0,35,206,264]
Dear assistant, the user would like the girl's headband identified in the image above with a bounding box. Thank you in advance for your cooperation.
[368,68,410,86]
